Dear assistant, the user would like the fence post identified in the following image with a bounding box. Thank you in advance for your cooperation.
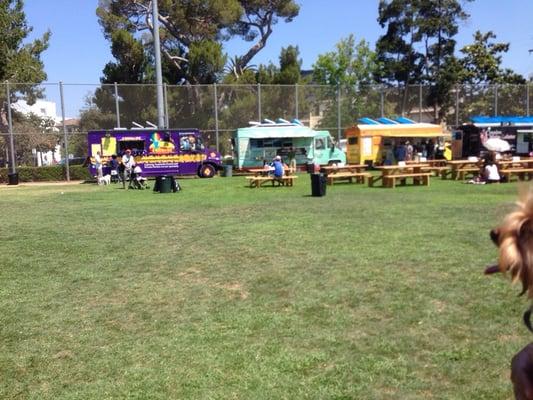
[380,86,384,117]
[257,83,262,121]
[5,81,16,175]
[494,84,498,117]
[337,84,341,142]
[114,82,120,128]
[527,84,530,117]
[295,84,299,120]
[455,85,460,126]
[163,83,169,129]
[59,81,70,181]
[214,83,219,152]
[419,84,423,122]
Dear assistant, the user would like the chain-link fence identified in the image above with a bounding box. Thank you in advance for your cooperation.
[1,82,533,179]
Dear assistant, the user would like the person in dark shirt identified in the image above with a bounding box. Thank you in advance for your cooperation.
[109,154,120,183]
[394,142,407,162]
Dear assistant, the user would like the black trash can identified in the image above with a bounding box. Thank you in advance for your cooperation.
[154,176,172,193]
[310,173,326,197]
[7,172,19,186]
[222,164,233,177]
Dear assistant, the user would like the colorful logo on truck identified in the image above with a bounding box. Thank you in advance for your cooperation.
[149,132,175,154]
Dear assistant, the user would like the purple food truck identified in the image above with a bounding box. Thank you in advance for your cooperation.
[88,129,222,177]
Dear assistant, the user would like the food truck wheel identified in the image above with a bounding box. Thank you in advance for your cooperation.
[198,163,215,178]
[328,160,342,166]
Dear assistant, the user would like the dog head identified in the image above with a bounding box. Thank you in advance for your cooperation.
[486,188,533,298]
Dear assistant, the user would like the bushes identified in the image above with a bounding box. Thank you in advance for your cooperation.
[0,165,92,183]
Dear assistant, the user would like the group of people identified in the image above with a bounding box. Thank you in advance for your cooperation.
[93,149,148,189]
[385,139,445,165]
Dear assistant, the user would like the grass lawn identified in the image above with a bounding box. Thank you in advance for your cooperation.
[0,175,530,399]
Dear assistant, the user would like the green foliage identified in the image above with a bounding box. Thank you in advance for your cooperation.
[274,45,301,84]
[0,0,50,101]
[188,40,227,84]
[312,36,382,129]
[0,165,91,182]
[460,31,526,85]
[375,0,472,120]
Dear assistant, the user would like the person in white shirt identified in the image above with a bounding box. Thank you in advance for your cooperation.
[121,149,136,189]
[94,151,103,180]
[483,153,500,183]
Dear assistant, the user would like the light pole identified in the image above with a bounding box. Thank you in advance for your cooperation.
[152,0,165,129]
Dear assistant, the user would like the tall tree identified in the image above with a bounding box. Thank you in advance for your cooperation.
[97,0,299,85]
[313,35,382,129]
[459,31,525,85]
[375,0,472,120]
[0,0,50,89]
[457,30,526,119]
[0,0,51,166]
[416,0,472,120]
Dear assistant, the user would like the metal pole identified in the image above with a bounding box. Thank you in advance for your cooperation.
[214,83,219,152]
[419,84,422,122]
[5,82,16,175]
[257,83,262,121]
[494,85,498,117]
[455,85,459,126]
[59,81,70,181]
[163,83,169,129]
[337,84,341,142]
[380,86,384,117]
[114,82,120,128]
[527,84,530,117]
[295,84,299,119]
[152,0,165,128]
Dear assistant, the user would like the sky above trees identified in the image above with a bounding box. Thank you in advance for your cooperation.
[23,0,533,84]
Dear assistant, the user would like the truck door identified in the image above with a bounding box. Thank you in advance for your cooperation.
[314,137,326,163]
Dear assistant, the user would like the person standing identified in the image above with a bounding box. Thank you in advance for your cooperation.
[288,147,297,174]
[121,149,136,189]
[405,141,414,161]
[109,154,120,183]
[94,151,103,182]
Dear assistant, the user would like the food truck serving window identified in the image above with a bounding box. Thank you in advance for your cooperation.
[348,137,358,145]
[118,140,145,154]
[250,139,293,148]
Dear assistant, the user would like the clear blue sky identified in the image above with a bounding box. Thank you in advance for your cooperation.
[23,0,533,116]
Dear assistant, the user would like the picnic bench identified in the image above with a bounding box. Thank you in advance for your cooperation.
[445,159,481,180]
[325,171,371,185]
[245,175,298,188]
[320,164,370,185]
[500,168,533,182]
[370,164,431,188]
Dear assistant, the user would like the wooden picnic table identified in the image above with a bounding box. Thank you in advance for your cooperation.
[445,159,481,180]
[248,167,290,177]
[370,164,431,188]
[497,158,533,182]
[320,164,370,185]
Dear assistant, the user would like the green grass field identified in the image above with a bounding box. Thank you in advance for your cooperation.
[0,176,530,399]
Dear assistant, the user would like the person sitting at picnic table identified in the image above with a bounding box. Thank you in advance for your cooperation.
[483,152,501,184]
[270,155,285,179]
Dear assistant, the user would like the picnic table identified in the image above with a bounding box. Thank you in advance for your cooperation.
[497,158,533,182]
[445,159,481,180]
[320,164,370,185]
[370,163,431,188]
[245,167,297,188]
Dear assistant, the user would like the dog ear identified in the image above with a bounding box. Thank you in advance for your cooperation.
[498,189,533,297]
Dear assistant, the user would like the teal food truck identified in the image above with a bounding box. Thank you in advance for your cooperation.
[233,119,346,169]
